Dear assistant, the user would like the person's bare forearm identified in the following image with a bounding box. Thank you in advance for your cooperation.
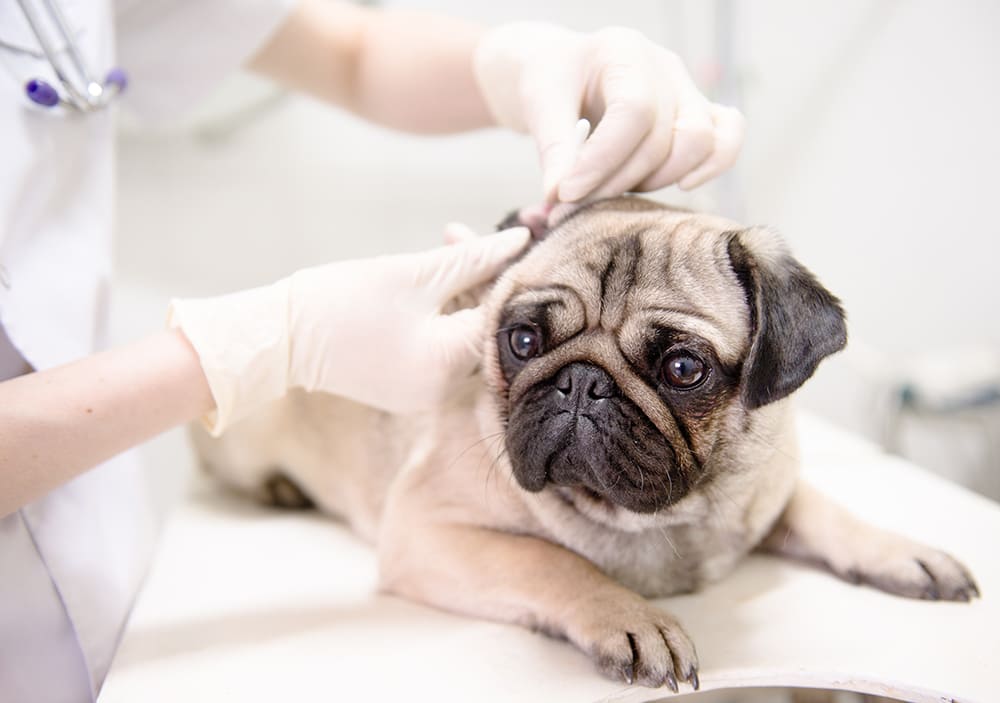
[249,0,492,133]
[0,330,214,517]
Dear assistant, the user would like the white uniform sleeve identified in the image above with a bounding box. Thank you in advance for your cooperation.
[114,0,297,121]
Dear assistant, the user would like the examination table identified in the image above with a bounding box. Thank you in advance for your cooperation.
[98,414,998,702]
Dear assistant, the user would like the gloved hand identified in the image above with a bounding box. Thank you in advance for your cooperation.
[474,23,745,202]
[169,226,530,435]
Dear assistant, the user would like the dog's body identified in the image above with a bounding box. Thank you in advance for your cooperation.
[195,198,977,690]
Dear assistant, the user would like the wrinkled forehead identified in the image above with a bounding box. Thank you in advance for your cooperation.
[496,210,752,365]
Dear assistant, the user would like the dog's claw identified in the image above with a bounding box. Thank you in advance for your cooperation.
[579,601,697,691]
[842,568,862,585]
[963,569,981,599]
[828,545,979,602]
[687,667,700,690]
[916,560,941,600]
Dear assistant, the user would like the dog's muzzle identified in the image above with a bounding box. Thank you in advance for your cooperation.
[505,361,682,513]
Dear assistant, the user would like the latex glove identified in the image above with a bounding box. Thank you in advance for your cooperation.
[169,227,530,435]
[474,23,745,202]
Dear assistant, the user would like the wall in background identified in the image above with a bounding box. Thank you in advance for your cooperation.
[733,0,1000,495]
[114,0,1000,494]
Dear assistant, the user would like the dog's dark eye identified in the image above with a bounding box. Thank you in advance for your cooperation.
[509,325,542,360]
[661,352,706,389]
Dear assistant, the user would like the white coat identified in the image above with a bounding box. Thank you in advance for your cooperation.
[0,1,292,700]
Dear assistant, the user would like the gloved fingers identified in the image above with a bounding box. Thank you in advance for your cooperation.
[416,226,531,300]
[473,21,583,133]
[586,91,677,201]
[429,305,489,381]
[524,68,589,202]
[557,60,660,202]
[677,104,746,190]
[443,222,480,245]
[634,97,716,192]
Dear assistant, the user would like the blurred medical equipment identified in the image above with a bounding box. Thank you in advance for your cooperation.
[6,0,126,111]
[883,346,1000,499]
[841,340,1000,499]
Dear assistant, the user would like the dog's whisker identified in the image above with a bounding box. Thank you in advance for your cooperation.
[657,524,682,559]
[445,430,507,508]
[451,431,506,472]
[478,432,509,499]
[739,423,799,465]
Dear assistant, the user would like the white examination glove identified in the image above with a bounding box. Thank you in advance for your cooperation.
[169,227,530,435]
[474,23,745,202]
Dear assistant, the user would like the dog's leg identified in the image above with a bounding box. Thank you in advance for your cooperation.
[760,482,979,601]
[378,523,699,691]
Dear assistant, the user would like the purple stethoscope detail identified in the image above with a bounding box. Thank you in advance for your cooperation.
[12,0,127,112]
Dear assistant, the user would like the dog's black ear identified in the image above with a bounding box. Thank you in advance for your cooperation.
[496,208,523,231]
[727,228,847,410]
[496,206,550,241]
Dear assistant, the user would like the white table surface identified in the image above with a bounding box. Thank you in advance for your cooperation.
[98,415,999,703]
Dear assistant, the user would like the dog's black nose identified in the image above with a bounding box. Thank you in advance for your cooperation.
[554,363,618,403]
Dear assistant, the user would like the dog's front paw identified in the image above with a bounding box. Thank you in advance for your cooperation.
[565,592,699,691]
[830,532,979,602]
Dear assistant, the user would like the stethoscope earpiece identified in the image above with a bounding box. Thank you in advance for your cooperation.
[24,67,128,109]
[25,78,60,107]
[13,0,128,112]
[105,68,127,92]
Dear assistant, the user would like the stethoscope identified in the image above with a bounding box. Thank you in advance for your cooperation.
[2,0,127,112]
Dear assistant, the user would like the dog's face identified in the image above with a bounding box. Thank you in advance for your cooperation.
[484,197,846,520]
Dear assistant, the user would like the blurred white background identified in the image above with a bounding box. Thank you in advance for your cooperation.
[114,0,1000,498]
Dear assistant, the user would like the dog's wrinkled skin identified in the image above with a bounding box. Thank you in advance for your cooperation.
[194,197,978,691]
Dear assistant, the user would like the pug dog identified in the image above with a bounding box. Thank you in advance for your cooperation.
[193,197,978,692]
